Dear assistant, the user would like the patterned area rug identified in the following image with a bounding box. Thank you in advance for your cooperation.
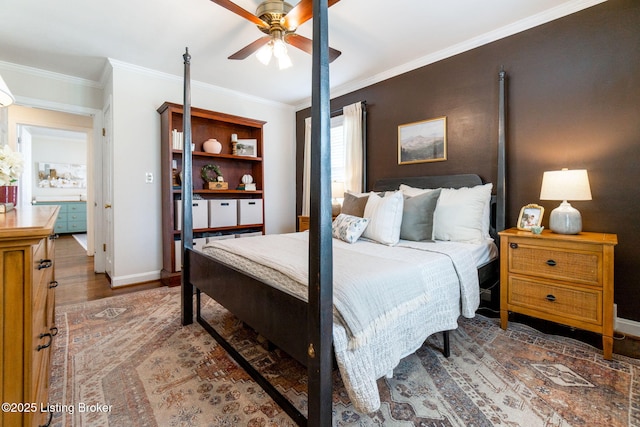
[50,287,640,426]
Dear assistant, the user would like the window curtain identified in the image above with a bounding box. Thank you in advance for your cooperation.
[302,117,312,216]
[342,102,363,194]
[301,101,364,216]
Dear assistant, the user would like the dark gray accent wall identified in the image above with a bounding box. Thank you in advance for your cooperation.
[296,0,640,322]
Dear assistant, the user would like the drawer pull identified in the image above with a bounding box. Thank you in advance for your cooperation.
[50,326,59,336]
[49,280,59,289]
[37,333,53,351]
[546,259,557,267]
[546,294,557,302]
[38,259,53,270]
[509,243,518,249]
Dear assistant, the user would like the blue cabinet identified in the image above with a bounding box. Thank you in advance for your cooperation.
[34,201,87,233]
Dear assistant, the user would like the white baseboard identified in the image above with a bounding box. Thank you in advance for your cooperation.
[110,270,161,288]
[615,316,640,338]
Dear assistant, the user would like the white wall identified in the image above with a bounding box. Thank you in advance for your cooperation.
[108,60,296,286]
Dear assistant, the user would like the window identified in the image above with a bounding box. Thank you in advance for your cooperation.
[330,115,345,185]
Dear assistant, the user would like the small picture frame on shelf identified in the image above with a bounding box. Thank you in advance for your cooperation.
[236,139,257,157]
[517,203,545,230]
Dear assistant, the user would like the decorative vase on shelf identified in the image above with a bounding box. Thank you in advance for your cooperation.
[203,138,222,154]
[0,185,18,205]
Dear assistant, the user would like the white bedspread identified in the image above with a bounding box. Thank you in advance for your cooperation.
[203,233,480,413]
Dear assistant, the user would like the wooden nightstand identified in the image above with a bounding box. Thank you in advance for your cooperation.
[499,228,618,359]
[298,215,310,232]
[297,215,338,232]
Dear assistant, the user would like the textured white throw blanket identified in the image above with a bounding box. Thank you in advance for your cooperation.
[203,233,480,413]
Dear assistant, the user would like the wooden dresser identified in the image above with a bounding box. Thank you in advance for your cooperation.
[499,227,617,359]
[1,206,59,427]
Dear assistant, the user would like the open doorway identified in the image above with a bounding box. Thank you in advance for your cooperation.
[19,125,89,249]
[8,105,97,264]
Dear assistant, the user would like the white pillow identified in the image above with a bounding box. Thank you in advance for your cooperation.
[433,183,493,243]
[332,214,369,244]
[362,191,404,245]
[399,183,434,197]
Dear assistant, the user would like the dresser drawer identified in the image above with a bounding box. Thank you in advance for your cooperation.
[67,220,87,232]
[67,202,85,213]
[507,239,601,286]
[508,276,602,325]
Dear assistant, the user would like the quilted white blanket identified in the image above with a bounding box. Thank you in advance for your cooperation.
[203,233,480,413]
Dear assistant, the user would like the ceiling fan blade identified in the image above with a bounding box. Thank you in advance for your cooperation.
[282,0,341,31]
[285,34,342,63]
[210,0,269,28]
[228,36,271,60]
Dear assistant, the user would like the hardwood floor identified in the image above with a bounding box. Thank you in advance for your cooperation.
[55,235,163,306]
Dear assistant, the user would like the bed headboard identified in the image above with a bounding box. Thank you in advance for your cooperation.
[372,174,499,241]
[372,174,483,192]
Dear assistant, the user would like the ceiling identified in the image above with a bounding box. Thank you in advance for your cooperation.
[0,0,603,108]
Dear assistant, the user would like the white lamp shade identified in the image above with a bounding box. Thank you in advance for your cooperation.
[331,181,345,199]
[540,169,592,201]
[0,75,15,107]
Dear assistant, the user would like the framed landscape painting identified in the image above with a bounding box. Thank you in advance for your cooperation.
[398,116,447,164]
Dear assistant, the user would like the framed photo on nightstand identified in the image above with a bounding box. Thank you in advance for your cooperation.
[517,204,544,230]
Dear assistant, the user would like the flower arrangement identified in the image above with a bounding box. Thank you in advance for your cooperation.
[0,144,24,186]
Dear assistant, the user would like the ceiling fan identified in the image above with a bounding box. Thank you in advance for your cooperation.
[210,0,342,69]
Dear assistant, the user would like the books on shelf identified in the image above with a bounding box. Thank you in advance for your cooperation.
[0,203,15,213]
[172,129,184,150]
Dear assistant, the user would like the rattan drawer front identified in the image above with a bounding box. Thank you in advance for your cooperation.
[508,276,601,325]
[508,244,601,286]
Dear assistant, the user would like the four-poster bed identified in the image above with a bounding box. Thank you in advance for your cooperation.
[179,8,507,426]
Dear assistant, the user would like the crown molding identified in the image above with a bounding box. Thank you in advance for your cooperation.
[0,60,103,89]
[294,0,607,110]
[13,95,100,117]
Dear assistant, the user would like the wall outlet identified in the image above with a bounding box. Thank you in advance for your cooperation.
[145,172,153,183]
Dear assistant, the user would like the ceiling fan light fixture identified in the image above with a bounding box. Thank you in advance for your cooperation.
[255,35,292,69]
[256,42,273,65]
[272,36,292,69]
[278,53,292,70]
[272,38,287,59]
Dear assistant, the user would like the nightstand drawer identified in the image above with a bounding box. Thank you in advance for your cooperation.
[509,276,601,325]
[508,241,601,286]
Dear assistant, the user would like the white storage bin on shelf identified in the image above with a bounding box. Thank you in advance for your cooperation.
[209,200,238,228]
[175,200,209,230]
[174,238,207,271]
[207,234,235,242]
[238,199,263,225]
[235,231,263,238]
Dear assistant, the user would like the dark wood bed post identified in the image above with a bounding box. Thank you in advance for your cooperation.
[496,69,507,236]
[181,47,194,326]
[307,0,333,424]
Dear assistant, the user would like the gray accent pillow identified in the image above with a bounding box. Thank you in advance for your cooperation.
[341,192,369,217]
[400,189,442,241]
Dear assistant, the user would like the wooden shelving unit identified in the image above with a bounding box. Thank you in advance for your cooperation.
[158,102,266,286]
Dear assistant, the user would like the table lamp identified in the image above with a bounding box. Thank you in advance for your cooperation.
[331,181,345,216]
[540,168,592,234]
[0,75,15,107]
